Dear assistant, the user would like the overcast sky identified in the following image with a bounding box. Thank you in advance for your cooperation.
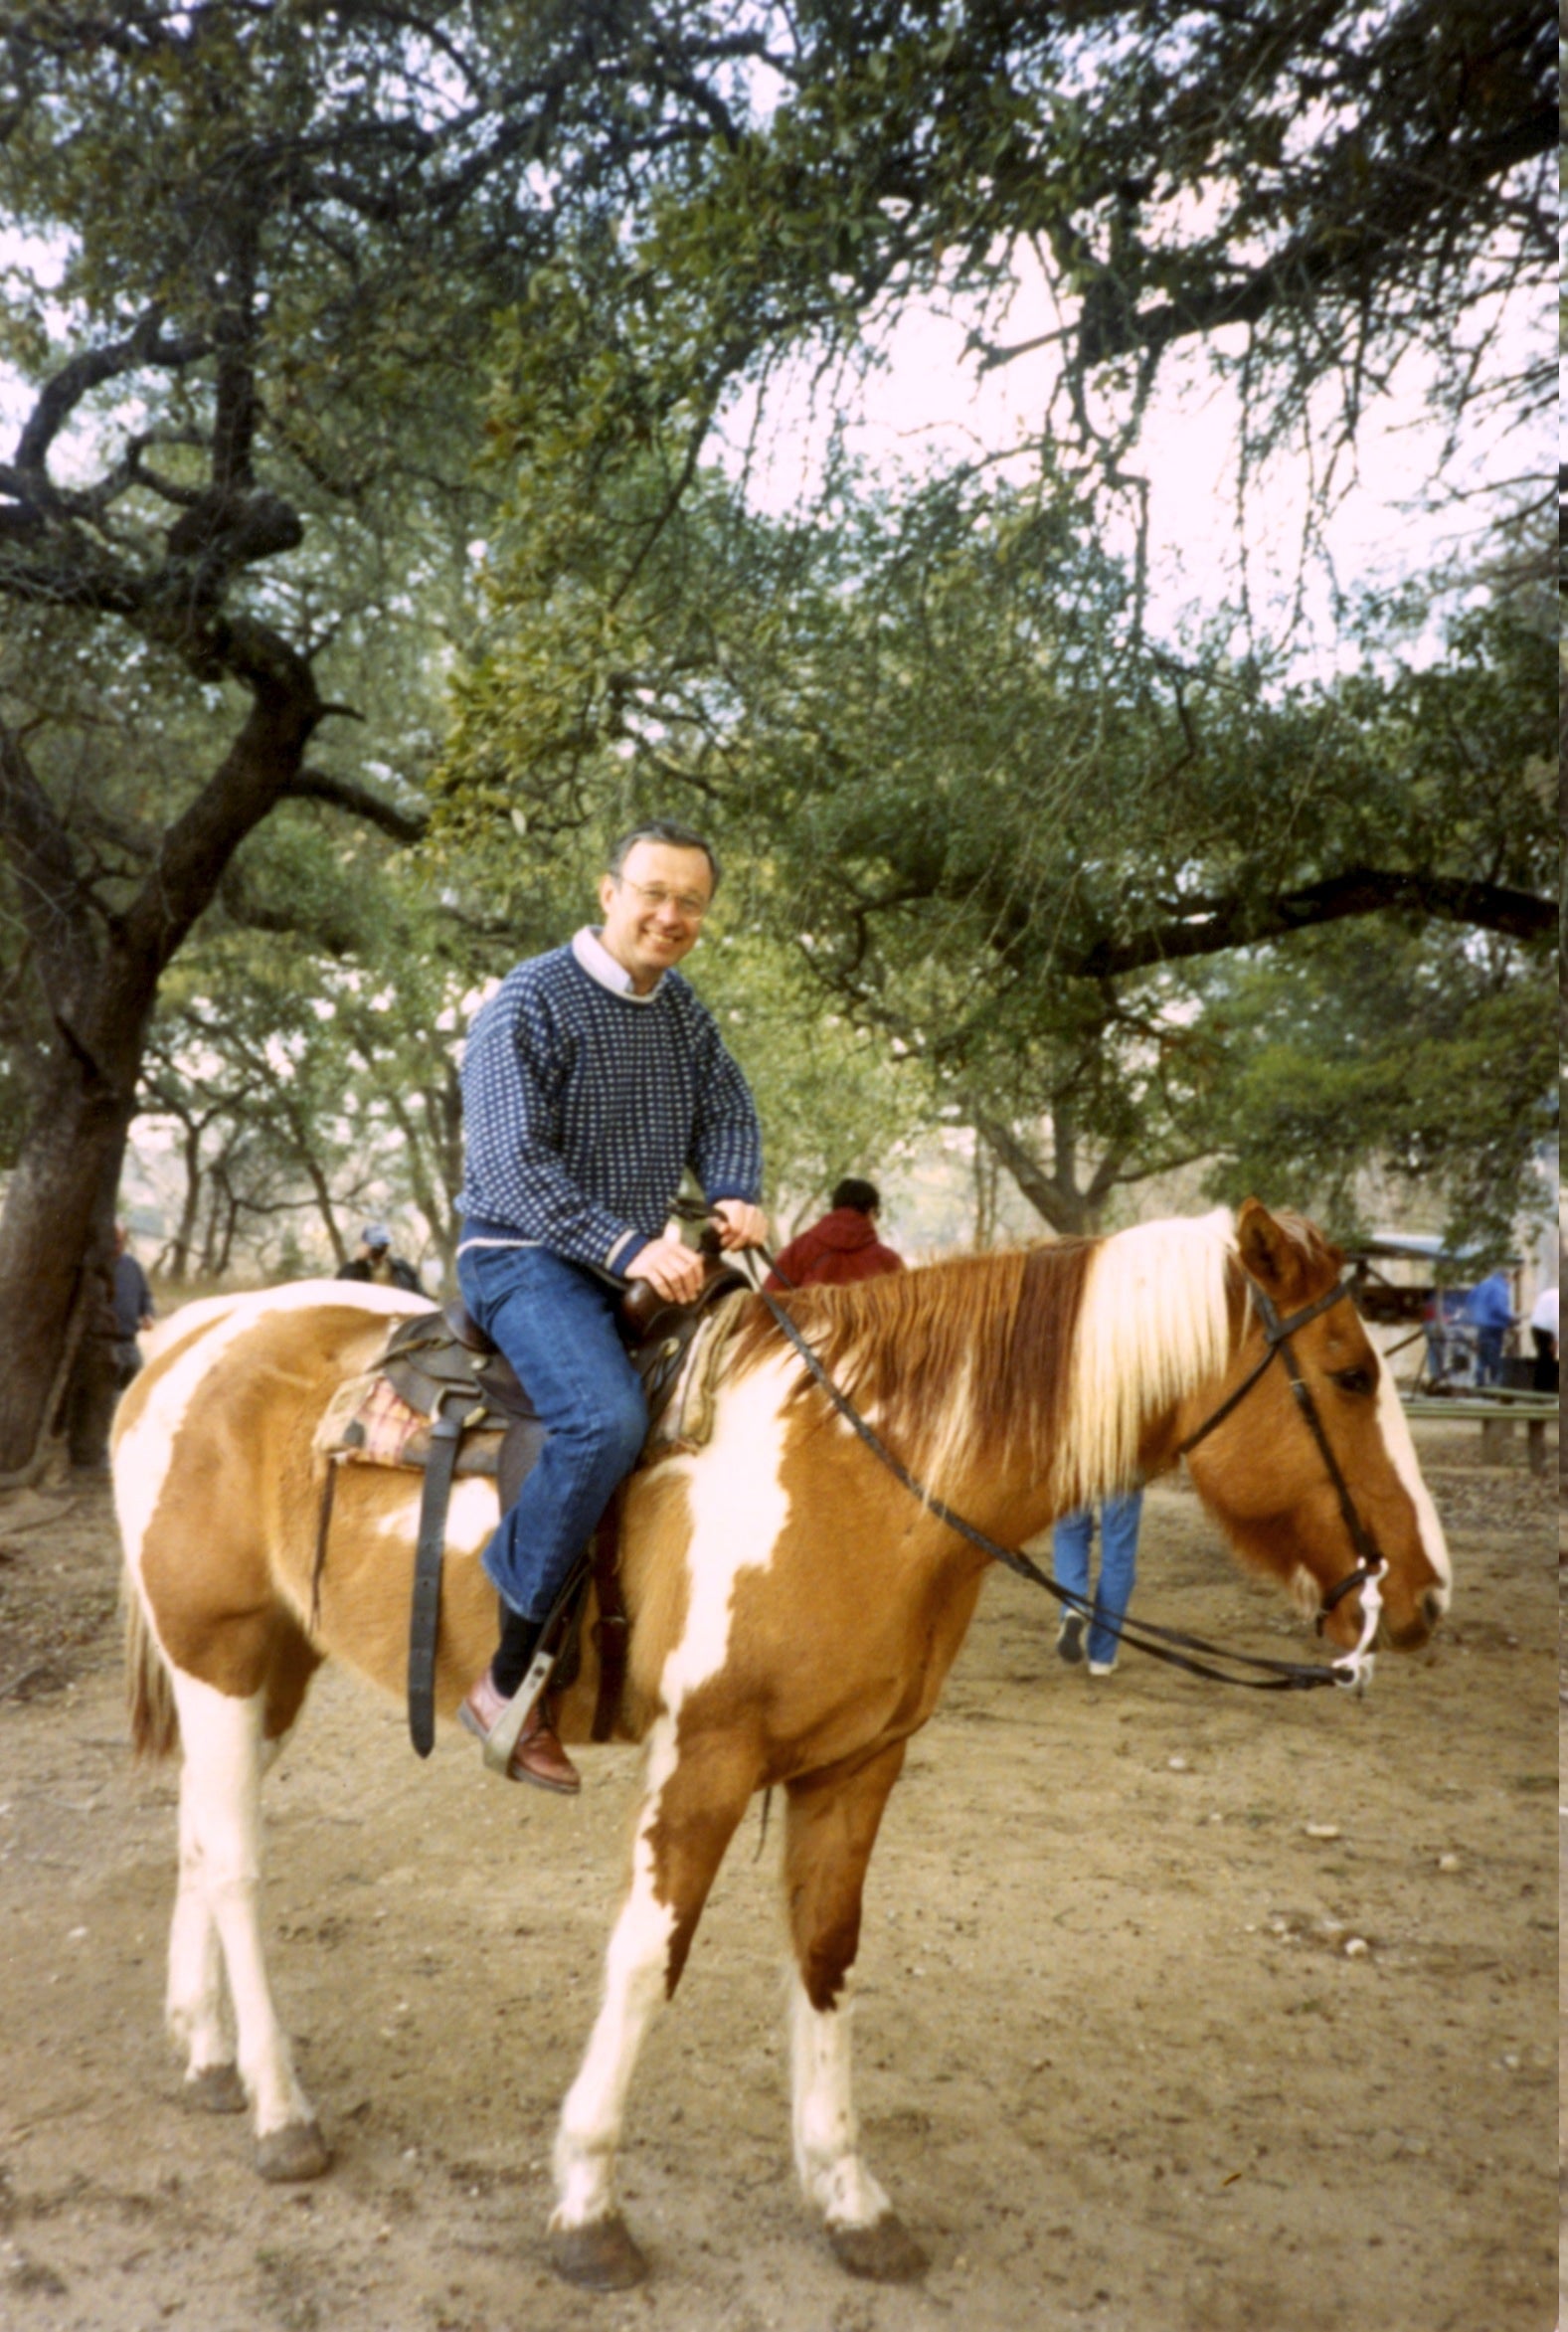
[4,210,1542,677]
[726,285,1545,676]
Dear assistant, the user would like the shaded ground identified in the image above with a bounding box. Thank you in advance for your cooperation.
[0,1425,1557,2332]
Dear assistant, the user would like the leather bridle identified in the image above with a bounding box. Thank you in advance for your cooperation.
[753,1259,1388,1693]
[1175,1271,1388,1640]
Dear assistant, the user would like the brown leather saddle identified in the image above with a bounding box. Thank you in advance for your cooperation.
[329,1260,748,1757]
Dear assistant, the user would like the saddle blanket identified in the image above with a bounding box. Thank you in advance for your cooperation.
[311,1291,749,1477]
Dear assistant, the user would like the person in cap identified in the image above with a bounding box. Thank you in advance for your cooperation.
[337,1223,422,1293]
[112,1221,156,1388]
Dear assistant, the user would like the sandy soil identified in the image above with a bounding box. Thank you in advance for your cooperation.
[0,1426,1557,2332]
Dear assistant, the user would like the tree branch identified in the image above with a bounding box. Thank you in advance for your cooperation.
[9,311,210,488]
[0,714,99,1001]
[115,639,324,979]
[280,769,429,844]
[1072,866,1553,980]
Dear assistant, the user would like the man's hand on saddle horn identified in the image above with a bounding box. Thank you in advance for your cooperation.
[710,1199,769,1252]
[624,1234,709,1305]
[625,1203,769,1303]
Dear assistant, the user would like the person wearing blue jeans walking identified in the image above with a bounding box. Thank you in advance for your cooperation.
[455,818,767,1792]
[1464,1267,1516,1388]
[1053,1490,1144,1678]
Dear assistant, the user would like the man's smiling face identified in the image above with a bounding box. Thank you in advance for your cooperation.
[598,839,714,993]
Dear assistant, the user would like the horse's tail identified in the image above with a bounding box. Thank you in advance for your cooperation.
[123,1580,179,1761]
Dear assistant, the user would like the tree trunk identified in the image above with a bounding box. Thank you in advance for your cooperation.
[0,1011,144,1480]
[295,1146,347,1268]
[390,1077,462,1288]
[972,1138,998,1250]
[169,1119,206,1282]
[201,1166,242,1280]
[969,1104,1111,1238]
[0,653,323,1471]
[214,1184,240,1279]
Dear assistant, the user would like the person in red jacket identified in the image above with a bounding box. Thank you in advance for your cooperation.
[765,1177,905,1289]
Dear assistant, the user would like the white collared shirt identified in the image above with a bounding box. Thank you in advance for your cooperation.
[571,925,662,1000]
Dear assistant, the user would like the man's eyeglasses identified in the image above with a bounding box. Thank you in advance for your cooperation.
[614,877,710,922]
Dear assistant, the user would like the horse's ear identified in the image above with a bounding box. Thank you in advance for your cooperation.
[1235,1198,1304,1298]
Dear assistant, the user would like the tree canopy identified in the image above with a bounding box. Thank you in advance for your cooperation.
[481,0,1553,596]
[434,0,1552,1242]
[440,407,1555,1237]
[0,1,1554,1469]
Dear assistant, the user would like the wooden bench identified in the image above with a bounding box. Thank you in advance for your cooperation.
[1401,1393,1559,1476]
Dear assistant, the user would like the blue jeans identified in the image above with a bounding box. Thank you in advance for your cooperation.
[456,1242,647,1622]
[1051,1491,1143,1668]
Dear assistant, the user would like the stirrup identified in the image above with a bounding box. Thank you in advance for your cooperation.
[476,1551,591,1770]
[477,1651,553,1773]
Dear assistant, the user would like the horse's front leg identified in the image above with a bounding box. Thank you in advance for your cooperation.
[784,1738,929,2282]
[550,1720,756,2290]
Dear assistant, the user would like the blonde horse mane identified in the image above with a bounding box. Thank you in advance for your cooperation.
[733,1207,1289,1508]
[1055,1208,1242,1509]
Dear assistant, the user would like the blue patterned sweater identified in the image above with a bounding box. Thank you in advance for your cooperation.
[457,932,764,1275]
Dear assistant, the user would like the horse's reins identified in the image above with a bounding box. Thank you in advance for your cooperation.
[750,1255,1386,1694]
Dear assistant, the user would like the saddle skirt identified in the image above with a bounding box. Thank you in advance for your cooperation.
[314,1264,754,1755]
[314,1267,751,1501]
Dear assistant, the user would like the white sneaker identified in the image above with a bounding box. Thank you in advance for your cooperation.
[1087,1658,1118,1678]
[1056,1610,1086,1665]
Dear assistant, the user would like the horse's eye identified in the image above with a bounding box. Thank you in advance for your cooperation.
[1330,1366,1374,1397]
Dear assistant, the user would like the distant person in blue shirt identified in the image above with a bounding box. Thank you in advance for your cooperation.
[1464,1267,1516,1387]
[454,819,768,1793]
[112,1222,155,1388]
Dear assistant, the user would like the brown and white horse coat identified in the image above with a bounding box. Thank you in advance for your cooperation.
[113,1200,1450,2282]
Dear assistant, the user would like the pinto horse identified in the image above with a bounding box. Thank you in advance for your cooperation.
[113,1199,1450,2287]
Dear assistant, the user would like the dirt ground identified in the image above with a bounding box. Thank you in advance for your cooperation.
[0,1424,1557,2332]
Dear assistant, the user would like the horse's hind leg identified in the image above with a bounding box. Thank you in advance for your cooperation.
[167,1669,329,2181]
[167,1776,244,2116]
[550,1724,759,2290]
[784,1740,929,2283]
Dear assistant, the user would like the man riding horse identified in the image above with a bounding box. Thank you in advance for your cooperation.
[454,818,769,1791]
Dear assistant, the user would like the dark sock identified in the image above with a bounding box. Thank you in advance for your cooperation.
[491,1602,542,1699]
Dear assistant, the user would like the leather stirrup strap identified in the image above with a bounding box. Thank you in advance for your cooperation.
[310,1455,341,1636]
[590,1491,627,1742]
[408,1392,464,1756]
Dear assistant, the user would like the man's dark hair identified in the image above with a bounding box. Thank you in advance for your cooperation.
[606,818,721,893]
[831,1177,880,1214]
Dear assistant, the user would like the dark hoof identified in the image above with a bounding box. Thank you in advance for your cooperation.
[185,2063,246,2115]
[828,2215,930,2283]
[549,2215,649,2290]
[256,2119,331,2182]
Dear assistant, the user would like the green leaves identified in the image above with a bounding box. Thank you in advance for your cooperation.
[0,3,1549,1280]
[1202,923,1556,1255]
[440,376,1553,1244]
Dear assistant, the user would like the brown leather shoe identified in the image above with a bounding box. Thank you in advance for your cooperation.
[459,1668,582,1795]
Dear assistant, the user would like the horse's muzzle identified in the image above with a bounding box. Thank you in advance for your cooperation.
[1382,1585,1448,1653]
